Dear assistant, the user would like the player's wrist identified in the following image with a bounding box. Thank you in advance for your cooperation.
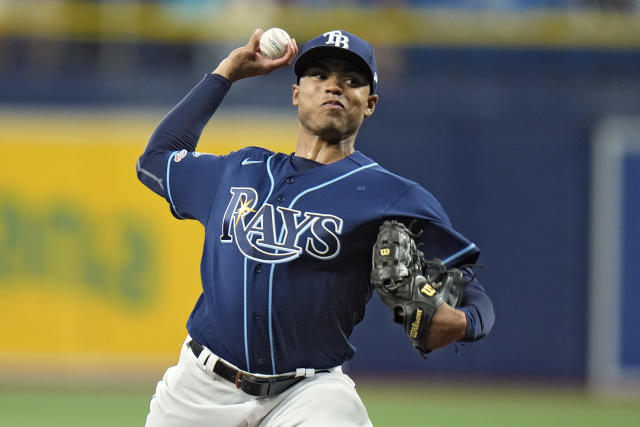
[212,59,235,82]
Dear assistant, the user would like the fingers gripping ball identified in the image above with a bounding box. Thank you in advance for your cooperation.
[259,28,291,59]
[371,220,465,355]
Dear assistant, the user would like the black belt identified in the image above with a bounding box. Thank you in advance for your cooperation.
[188,339,325,397]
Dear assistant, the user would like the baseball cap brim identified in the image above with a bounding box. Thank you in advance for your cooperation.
[293,46,375,91]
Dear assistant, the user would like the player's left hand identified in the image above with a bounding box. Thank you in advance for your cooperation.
[213,28,298,83]
[371,220,467,355]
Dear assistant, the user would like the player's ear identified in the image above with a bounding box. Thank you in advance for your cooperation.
[364,94,378,118]
[292,84,299,107]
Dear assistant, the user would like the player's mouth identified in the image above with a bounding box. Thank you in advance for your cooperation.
[322,100,344,110]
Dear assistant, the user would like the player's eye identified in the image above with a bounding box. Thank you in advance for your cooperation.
[344,74,366,87]
[302,68,327,80]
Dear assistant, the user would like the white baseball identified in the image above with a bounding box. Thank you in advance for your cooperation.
[259,28,291,59]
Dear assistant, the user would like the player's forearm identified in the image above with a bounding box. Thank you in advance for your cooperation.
[142,73,230,155]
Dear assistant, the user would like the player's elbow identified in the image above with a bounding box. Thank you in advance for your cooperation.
[136,152,166,197]
[136,155,146,184]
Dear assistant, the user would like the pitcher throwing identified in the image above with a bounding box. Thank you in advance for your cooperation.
[138,28,495,426]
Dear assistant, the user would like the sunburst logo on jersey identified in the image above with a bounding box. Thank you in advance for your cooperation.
[234,198,256,226]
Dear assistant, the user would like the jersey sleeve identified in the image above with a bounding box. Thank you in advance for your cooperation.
[459,267,495,341]
[385,184,495,342]
[385,184,479,266]
[166,151,227,222]
[136,73,232,224]
[138,149,226,224]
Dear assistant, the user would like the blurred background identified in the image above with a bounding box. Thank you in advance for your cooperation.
[1,0,640,426]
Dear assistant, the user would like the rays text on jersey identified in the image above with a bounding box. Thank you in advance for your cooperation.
[220,187,343,263]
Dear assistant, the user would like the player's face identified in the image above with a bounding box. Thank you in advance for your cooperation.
[292,57,378,143]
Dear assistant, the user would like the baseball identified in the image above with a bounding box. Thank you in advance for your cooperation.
[259,28,291,59]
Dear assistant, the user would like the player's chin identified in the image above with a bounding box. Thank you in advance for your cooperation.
[315,123,349,143]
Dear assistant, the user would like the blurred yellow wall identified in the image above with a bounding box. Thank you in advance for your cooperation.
[0,110,296,382]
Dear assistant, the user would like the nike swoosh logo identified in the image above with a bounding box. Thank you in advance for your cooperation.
[241,158,264,166]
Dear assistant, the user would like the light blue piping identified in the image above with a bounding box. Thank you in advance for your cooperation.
[166,151,184,219]
[267,265,277,374]
[443,243,477,266]
[264,155,276,203]
[243,256,250,371]
[287,163,378,209]
[267,162,378,374]
[243,154,275,373]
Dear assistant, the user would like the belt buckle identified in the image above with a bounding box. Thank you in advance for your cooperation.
[235,371,243,389]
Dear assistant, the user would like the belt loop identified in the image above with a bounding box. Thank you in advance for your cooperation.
[235,371,243,389]
[295,368,316,377]
[203,352,218,376]
[196,346,212,371]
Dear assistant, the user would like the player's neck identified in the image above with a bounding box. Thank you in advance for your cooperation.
[296,131,356,164]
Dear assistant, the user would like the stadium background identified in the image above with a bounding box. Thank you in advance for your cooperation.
[1,0,640,425]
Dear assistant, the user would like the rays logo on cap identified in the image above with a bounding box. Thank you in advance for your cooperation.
[323,31,349,49]
[294,29,378,93]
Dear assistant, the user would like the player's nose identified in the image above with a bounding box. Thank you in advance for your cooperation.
[323,74,343,94]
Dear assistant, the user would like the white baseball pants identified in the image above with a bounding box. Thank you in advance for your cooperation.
[145,338,372,426]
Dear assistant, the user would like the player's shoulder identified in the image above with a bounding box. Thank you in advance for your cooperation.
[228,146,275,159]
[352,151,443,208]
[351,151,424,190]
[216,146,276,165]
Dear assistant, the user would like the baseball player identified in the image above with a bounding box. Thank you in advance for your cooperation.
[138,29,494,426]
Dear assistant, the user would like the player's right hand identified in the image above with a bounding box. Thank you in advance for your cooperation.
[212,28,298,83]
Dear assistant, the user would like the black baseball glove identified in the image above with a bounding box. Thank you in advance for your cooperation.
[371,220,464,354]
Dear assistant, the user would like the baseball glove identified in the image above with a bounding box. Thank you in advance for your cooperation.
[371,220,464,354]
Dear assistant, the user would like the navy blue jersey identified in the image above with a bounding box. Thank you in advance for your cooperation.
[137,74,494,375]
